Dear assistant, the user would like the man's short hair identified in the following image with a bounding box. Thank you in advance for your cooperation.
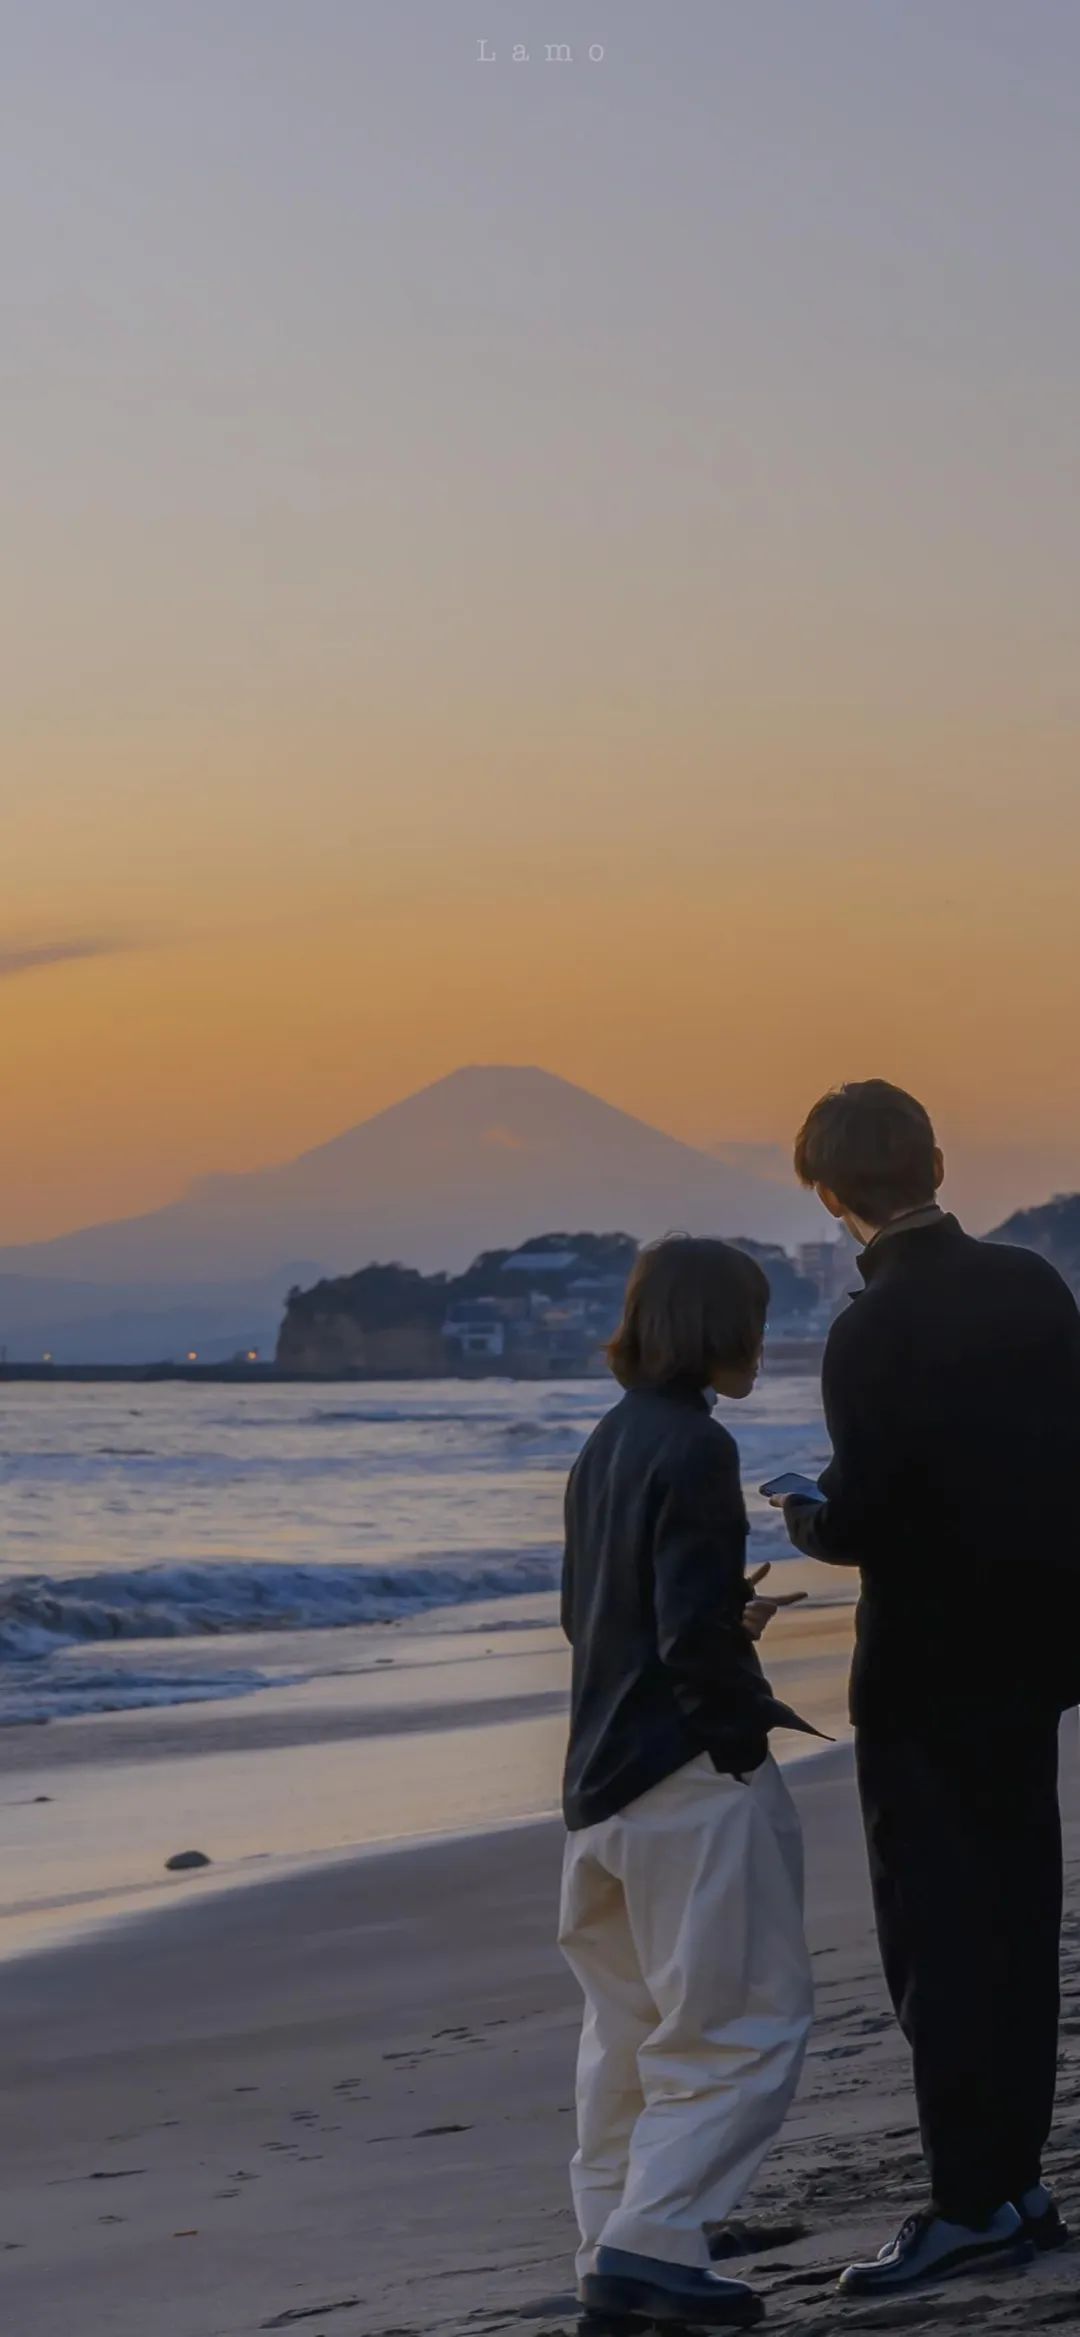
[793,1080,938,1223]
[607,1235,769,1390]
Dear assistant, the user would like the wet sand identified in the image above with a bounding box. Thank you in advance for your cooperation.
[0,1568,853,1957]
[3,1734,1079,2337]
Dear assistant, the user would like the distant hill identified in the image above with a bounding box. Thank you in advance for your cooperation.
[0,1066,820,1299]
[986,1193,1080,1291]
[276,1228,819,1376]
[277,1230,641,1375]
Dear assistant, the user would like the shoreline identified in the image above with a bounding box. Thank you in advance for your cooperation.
[0,1343,826,1384]
[3,1743,1078,2337]
[0,1571,854,1962]
[2,1737,849,1979]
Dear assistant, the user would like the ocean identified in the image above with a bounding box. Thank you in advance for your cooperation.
[0,1373,829,1727]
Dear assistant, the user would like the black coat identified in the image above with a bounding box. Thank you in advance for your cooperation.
[786,1213,1080,1731]
[561,1382,813,1831]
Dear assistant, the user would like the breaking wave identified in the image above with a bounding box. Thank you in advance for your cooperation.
[0,1549,563,1665]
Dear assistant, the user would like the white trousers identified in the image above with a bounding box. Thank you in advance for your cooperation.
[558,1753,813,2276]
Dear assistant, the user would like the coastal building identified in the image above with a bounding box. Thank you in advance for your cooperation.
[500,1248,580,1279]
[797,1238,857,1305]
[442,1296,514,1362]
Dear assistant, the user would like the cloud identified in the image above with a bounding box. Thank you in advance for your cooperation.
[0,937,124,982]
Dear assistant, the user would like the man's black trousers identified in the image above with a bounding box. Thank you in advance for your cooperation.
[855,1716,1063,2226]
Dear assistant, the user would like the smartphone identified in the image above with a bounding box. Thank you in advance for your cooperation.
[759,1471,826,1504]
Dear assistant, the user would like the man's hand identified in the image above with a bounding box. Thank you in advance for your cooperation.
[769,1493,815,1532]
[743,1561,808,1641]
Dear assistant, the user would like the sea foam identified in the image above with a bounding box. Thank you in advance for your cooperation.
[0,1549,562,1664]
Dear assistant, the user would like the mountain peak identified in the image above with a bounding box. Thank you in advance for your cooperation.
[0,1064,820,1291]
[399,1062,589,1103]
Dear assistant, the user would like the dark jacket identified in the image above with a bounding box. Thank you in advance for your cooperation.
[561,1382,814,1831]
[786,1213,1080,1732]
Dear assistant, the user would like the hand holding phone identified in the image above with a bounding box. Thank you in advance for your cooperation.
[759,1471,826,1505]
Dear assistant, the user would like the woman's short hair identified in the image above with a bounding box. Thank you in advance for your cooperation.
[793,1079,938,1222]
[607,1235,769,1390]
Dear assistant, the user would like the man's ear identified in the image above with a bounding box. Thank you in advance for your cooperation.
[815,1184,846,1222]
[932,1147,945,1195]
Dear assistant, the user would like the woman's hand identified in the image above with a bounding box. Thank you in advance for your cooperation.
[743,1561,808,1641]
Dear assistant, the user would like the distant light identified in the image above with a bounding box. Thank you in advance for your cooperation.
[186,1350,198,1363]
[246,1350,259,1363]
[42,1351,53,1364]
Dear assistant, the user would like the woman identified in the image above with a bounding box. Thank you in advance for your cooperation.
[559,1236,814,2331]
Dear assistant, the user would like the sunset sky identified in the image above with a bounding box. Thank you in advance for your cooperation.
[5,0,1080,1241]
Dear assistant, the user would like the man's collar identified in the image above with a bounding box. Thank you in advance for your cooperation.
[864,1203,946,1252]
[858,1205,957,1283]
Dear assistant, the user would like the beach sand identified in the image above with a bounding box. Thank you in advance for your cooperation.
[0,1566,852,1958]
[3,1727,1080,2337]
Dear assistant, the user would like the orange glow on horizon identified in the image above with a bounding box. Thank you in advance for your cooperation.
[4,3,1080,1244]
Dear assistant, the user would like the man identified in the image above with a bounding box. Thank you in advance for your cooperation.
[780,1080,1080,2295]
